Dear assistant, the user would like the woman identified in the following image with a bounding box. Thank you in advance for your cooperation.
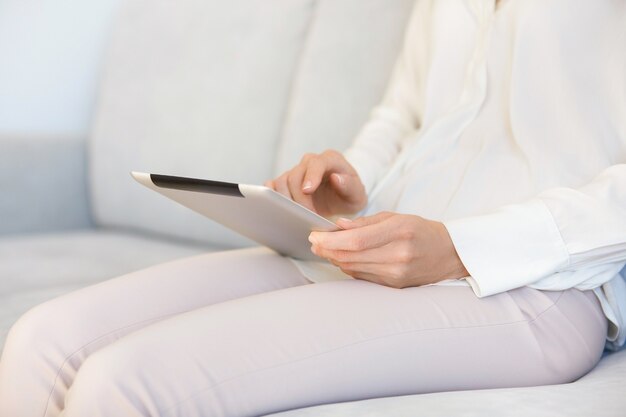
[1,1,625,416]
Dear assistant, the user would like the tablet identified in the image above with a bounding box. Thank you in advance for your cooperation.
[131,172,339,261]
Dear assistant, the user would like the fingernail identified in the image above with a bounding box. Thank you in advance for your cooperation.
[302,181,313,190]
[308,233,318,244]
[334,174,345,185]
[338,217,352,223]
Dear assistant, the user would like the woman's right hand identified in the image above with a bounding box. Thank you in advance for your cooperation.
[264,150,367,217]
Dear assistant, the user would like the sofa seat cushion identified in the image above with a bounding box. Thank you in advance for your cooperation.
[267,349,626,417]
[0,229,210,347]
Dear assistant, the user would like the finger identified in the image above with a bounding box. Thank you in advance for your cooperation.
[328,172,349,197]
[264,180,275,190]
[336,212,394,230]
[328,171,367,203]
[336,261,393,276]
[286,165,305,198]
[312,242,398,264]
[338,269,389,287]
[336,263,407,288]
[273,174,292,199]
[354,212,395,226]
[309,220,393,251]
[287,166,315,210]
[301,157,327,195]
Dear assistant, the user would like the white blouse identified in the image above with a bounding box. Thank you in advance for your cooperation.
[294,0,626,350]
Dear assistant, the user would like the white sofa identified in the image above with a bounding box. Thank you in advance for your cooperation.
[1,0,624,415]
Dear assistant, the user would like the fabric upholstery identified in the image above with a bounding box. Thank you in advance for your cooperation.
[0,229,210,348]
[274,0,415,174]
[1,0,623,414]
[267,349,626,417]
[89,0,315,247]
[88,0,417,247]
[0,135,91,235]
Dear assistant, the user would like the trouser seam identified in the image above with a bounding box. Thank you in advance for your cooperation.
[41,310,195,417]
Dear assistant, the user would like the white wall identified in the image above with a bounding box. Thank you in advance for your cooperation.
[0,0,120,137]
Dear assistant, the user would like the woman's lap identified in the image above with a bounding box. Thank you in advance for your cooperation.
[0,247,310,417]
[0,248,608,417]
[66,282,606,417]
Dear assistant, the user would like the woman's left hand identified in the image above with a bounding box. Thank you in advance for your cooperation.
[309,212,469,288]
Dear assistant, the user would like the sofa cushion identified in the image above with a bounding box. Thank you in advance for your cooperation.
[0,135,91,235]
[274,0,416,174]
[0,229,209,349]
[267,349,626,417]
[89,0,315,247]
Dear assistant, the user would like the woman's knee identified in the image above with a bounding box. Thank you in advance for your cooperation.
[62,345,138,416]
[63,338,175,417]
[1,292,100,381]
[564,290,608,380]
[65,348,127,410]
[530,289,607,385]
[3,300,68,361]
[0,299,80,416]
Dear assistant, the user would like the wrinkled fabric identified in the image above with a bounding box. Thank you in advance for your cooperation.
[0,248,607,417]
[296,0,626,350]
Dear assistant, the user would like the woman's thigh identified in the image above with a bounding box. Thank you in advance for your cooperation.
[0,247,310,417]
[62,281,607,417]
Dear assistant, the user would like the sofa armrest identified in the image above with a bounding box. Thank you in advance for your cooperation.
[0,135,92,235]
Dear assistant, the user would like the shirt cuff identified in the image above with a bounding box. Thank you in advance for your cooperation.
[443,199,570,297]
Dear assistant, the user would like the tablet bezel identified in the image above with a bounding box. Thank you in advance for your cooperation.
[131,171,339,261]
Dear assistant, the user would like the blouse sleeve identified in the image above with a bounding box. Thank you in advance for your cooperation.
[443,164,626,297]
[343,2,428,194]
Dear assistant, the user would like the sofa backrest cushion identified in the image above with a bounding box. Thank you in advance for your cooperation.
[274,0,415,174]
[90,0,314,247]
[89,0,414,247]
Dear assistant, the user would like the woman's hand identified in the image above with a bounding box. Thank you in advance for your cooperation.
[309,212,469,288]
[265,150,367,217]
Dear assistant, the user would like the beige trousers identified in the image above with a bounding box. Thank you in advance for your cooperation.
[0,247,608,417]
